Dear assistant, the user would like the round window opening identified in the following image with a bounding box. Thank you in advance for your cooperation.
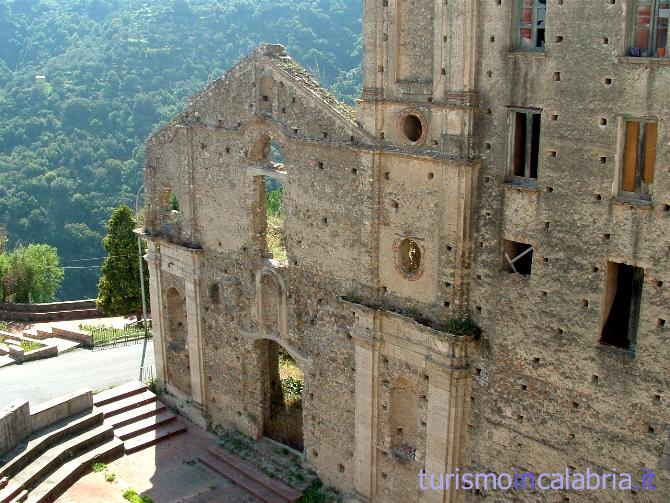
[399,238,422,276]
[402,114,423,143]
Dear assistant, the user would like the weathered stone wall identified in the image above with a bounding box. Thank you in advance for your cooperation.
[143,1,670,501]
[464,0,670,501]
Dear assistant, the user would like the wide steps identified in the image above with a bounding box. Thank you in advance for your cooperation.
[199,448,301,503]
[124,421,187,454]
[0,409,103,481]
[25,437,123,503]
[0,424,113,503]
[97,391,156,419]
[104,402,167,429]
[93,380,147,407]
[115,411,176,441]
[207,447,301,502]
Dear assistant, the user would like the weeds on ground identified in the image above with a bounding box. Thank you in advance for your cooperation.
[298,481,342,503]
[91,462,107,473]
[105,472,116,483]
[122,488,154,503]
[0,321,10,332]
[145,377,157,393]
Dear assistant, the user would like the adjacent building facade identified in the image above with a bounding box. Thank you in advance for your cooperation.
[141,1,669,501]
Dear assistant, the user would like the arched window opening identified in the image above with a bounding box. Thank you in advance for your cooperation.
[265,177,286,261]
[270,138,284,165]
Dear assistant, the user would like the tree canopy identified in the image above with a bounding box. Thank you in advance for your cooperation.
[0,0,362,300]
[0,242,64,303]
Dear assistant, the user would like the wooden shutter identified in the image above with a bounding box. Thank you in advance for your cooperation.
[642,122,657,185]
[622,121,640,192]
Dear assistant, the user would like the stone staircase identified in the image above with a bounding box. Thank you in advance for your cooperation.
[94,380,186,454]
[0,382,185,503]
[0,409,123,503]
[197,446,302,503]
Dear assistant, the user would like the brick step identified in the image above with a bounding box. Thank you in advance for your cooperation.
[34,330,53,341]
[104,402,167,429]
[181,487,258,503]
[0,409,103,481]
[115,411,176,441]
[198,453,291,503]
[124,421,187,454]
[97,391,156,419]
[24,437,123,503]
[0,424,113,503]
[21,330,41,340]
[207,447,302,502]
[93,381,147,407]
[0,345,8,356]
[7,490,27,503]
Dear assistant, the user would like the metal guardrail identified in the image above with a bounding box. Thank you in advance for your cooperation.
[139,363,155,382]
[85,322,152,349]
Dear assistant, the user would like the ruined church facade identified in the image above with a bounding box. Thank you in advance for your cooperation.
[142,1,669,501]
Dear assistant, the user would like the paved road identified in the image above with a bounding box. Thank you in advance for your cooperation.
[0,341,154,407]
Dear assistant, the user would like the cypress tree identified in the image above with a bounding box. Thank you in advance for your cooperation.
[97,205,149,317]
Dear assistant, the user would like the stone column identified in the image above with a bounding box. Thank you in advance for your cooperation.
[144,240,168,386]
[351,308,381,502]
[184,269,205,406]
[422,341,472,503]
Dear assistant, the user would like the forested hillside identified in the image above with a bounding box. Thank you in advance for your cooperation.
[0,0,362,300]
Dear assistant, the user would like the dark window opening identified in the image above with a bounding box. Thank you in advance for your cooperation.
[502,240,533,276]
[402,114,423,143]
[511,110,541,181]
[600,262,644,353]
[208,283,220,304]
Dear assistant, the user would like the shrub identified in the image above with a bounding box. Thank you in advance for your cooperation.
[442,315,482,338]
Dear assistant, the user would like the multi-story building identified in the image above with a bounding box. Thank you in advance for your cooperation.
[141,1,669,501]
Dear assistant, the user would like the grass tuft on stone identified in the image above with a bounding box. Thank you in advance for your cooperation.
[122,488,154,503]
[91,462,107,473]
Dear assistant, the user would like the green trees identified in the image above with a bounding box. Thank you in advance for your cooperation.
[0,0,362,299]
[0,242,64,303]
[97,205,149,317]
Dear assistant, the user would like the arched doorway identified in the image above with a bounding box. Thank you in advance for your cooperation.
[257,339,304,451]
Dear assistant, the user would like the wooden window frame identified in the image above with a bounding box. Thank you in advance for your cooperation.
[629,0,670,57]
[616,116,658,201]
[515,0,547,52]
[507,108,542,184]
